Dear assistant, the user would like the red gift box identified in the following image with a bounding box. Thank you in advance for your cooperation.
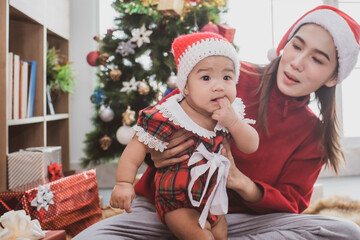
[218,24,236,43]
[41,230,67,240]
[0,170,102,237]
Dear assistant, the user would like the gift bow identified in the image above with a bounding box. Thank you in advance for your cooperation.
[48,162,63,182]
[30,185,54,211]
[0,210,45,240]
[187,143,230,229]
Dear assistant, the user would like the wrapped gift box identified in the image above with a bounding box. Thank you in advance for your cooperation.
[0,169,102,237]
[218,24,236,43]
[41,230,67,240]
[7,146,62,189]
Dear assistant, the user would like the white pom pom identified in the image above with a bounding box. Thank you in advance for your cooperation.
[267,47,278,61]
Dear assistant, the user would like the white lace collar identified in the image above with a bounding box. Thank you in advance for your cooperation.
[156,93,254,139]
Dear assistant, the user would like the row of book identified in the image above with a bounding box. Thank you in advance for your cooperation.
[8,52,37,120]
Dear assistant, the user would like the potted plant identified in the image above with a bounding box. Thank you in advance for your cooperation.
[46,45,76,102]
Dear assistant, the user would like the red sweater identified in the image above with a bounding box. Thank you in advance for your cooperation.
[134,62,324,214]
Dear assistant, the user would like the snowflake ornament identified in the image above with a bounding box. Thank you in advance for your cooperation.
[120,77,141,94]
[130,25,152,47]
[116,40,136,57]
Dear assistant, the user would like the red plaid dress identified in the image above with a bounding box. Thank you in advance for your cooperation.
[136,98,227,225]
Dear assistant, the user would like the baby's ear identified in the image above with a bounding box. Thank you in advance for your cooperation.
[325,76,338,87]
[184,85,189,95]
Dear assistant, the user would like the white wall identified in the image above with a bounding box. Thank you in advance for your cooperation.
[69,0,99,168]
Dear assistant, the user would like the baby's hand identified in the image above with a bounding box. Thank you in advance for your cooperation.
[212,97,238,128]
[109,182,135,213]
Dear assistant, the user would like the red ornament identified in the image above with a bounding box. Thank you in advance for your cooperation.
[86,51,100,67]
[201,23,219,34]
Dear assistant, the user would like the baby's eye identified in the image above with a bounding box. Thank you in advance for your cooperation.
[201,75,210,81]
[223,76,231,80]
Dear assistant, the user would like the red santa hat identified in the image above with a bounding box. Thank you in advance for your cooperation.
[268,5,360,83]
[172,32,240,95]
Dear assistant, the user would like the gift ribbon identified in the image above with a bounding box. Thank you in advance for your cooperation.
[30,185,54,211]
[187,143,230,229]
[48,162,63,182]
[0,210,45,239]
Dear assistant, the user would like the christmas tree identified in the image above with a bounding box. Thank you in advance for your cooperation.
[82,0,231,167]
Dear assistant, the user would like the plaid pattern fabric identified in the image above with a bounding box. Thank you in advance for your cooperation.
[137,105,227,224]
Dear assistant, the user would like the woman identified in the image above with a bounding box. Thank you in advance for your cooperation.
[74,5,360,239]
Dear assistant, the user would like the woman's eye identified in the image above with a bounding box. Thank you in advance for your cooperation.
[312,57,323,64]
[292,43,301,50]
[201,75,210,81]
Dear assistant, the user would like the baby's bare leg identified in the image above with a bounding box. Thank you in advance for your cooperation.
[165,208,214,240]
[211,214,228,240]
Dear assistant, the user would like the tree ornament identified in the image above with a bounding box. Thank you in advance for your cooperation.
[98,53,109,66]
[116,41,136,57]
[110,69,122,82]
[99,105,115,122]
[90,87,105,107]
[116,125,135,145]
[165,72,177,96]
[86,51,100,66]
[130,25,153,47]
[122,106,136,126]
[167,72,177,89]
[138,79,150,95]
[99,134,112,151]
[120,77,141,94]
[158,0,185,17]
[201,23,219,34]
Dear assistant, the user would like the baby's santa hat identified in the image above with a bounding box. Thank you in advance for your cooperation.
[268,5,360,83]
[172,32,239,95]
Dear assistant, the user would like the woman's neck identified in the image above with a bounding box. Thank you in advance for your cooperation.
[179,99,217,131]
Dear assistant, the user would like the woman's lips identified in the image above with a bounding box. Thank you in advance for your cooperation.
[284,72,300,83]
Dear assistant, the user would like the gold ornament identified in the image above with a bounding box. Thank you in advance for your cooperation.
[110,69,122,82]
[141,0,159,7]
[98,53,109,65]
[138,79,150,95]
[122,106,136,126]
[99,134,112,151]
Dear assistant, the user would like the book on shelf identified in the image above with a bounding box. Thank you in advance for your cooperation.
[7,52,13,120]
[19,60,28,119]
[26,60,37,118]
[12,54,20,120]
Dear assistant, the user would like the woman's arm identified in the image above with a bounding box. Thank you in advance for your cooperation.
[222,138,263,203]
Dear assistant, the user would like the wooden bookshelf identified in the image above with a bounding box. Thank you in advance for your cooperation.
[0,0,70,192]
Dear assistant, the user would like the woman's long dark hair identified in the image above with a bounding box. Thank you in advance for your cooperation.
[251,57,344,174]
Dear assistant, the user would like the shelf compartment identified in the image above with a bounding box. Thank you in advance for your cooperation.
[47,119,69,171]
[9,7,44,117]
[8,122,44,153]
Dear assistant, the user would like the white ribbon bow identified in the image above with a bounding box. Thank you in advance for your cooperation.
[0,210,45,240]
[30,185,54,211]
[187,143,230,229]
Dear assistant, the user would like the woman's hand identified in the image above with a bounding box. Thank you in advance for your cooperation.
[222,137,263,203]
[150,129,194,168]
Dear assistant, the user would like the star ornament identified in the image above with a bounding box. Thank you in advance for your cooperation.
[120,77,141,94]
[130,25,152,47]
